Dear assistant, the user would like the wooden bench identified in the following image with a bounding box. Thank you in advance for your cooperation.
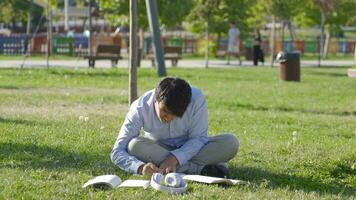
[147,46,182,67]
[84,44,122,68]
[216,45,228,58]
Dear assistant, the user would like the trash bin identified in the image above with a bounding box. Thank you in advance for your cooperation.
[277,51,300,81]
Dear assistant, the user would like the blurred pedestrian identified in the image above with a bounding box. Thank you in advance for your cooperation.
[227,22,241,65]
[253,29,264,66]
[66,28,75,37]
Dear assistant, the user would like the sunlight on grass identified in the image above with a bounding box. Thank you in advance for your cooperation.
[0,67,355,199]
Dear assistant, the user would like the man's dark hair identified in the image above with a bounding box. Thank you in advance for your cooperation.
[155,77,192,117]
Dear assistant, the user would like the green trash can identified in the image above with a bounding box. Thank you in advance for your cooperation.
[304,40,317,54]
[52,37,74,56]
[166,37,183,47]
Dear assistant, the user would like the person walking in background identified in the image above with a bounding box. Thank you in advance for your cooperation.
[66,28,75,38]
[253,29,264,66]
[227,22,242,65]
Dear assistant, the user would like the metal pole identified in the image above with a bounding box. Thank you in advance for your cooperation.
[270,16,275,68]
[129,0,138,104]
[88,0,93,58]
[145,0,166,77]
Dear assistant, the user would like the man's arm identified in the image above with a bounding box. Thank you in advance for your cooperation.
[110,100,145,174]
[169,92,209,166]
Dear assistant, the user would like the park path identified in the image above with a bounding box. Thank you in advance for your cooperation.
[0,58,354,69]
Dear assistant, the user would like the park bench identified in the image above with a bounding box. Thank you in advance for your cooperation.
[84,44,122,68]
[216,45,228,58]
[147,46,182,67]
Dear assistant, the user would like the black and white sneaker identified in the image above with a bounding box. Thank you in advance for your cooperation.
[200,164,231,178]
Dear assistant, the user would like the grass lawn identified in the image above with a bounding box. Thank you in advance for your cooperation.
[0,67,355,199]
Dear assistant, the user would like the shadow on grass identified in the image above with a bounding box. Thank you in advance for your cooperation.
[227,102,356,117]
[0,85,19,89]
[305,70,348,77]
[0,117,50,126]
[47,69,128,78]
[0,142,114,172]
[231,166,355,197]
[308,66,349,69]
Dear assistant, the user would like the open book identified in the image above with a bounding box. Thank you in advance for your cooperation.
[181,174,246,185]
[82,175,150,189]
[82,174,245,190]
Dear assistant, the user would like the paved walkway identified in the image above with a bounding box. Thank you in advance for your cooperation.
[0,58,354,69]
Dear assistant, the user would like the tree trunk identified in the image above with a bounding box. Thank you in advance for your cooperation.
[205,20,209,68]
[287,20,294,51]
[270,16,276,68]
[12,21,16,33]
[26,12,31,34]
[217,32,221,50]
[46,0,51,68]
[354,44,356,68]
[354,44,356,67]
[129,0,138,105]
[64,0,69,31]
[281,21,285,51]
[318,10,326,67]
[82,18,87,31]
[323,28,330,59]
[49,5,53,56]
[138,28,144,67]
[27,0,34,34]
[88,1,93,58]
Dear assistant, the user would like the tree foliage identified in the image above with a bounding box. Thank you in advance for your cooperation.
[100,0,194,30]
[1,0,355,38]
[247,0,307,26]
[246,0,356,36]
[187,0,252,38]
[0,0,33,23]
[294,0,356,35]
[0,0,44,30]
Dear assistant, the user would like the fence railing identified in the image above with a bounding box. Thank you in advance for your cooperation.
[0,34,355,57]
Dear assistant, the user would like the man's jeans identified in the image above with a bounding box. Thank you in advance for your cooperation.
[128,133,239,174]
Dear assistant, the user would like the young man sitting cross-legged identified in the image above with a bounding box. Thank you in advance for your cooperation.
[111,77,239,178]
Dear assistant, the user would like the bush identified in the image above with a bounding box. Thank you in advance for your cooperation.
[197,39,217,57]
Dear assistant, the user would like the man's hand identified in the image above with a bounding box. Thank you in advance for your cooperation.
[138,162,162,176]
[159,154,179,174]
